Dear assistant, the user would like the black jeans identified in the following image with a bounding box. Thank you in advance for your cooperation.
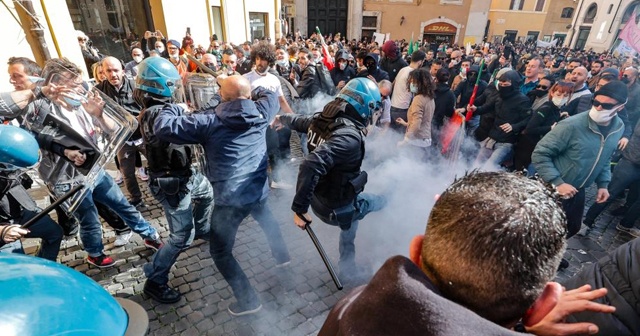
[21,210,63,261]
[209,199,289,305]
[561,188,586,239]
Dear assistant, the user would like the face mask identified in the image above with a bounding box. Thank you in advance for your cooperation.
[532,89,548,98]
[27,76,43,84]
[495,81,500,90]
[156,47,164,53]
[552,96,568,107]
[277,59,288,67]
[244,51,250,58]
[63,92,87,108]
[589,106,617,124]
[204,63,216,70]
[622,77,631,84]
[498,85,514,97]
[133,56,143,63]
[410,83,418,94]
[460,68,467,78]
[366,64,376,73]
[474,57,482,63]
[339,62,347,70]
[170,54,179,61]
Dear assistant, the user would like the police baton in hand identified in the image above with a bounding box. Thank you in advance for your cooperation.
[21,184,85,229]
[296,213,343,290]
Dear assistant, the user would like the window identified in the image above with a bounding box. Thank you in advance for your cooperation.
[535,0,545,12]
[622,3,640,24]
[584,3,597,24]
[510,0,525,11]
[363,16,378,28]
[561,7,574,18]
[211,6,224,40]
[249,12,268,41]
[527,31,539,41]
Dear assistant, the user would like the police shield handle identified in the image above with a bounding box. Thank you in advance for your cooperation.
[296,212,344,291]
[21,184,85,229]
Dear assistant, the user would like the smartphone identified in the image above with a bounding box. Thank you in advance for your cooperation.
[150,32,156,38]
[186,27,191,35]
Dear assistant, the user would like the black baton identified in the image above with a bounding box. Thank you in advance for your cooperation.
[21,184,85,229]
[297,213,343,290]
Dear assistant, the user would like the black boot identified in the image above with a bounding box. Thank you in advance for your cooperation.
[144,280,181,304]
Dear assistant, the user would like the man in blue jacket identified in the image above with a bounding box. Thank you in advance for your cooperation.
[152,75,290,316]
[532,81,627,267]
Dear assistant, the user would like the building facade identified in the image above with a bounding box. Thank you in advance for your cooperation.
[568,0,639,52]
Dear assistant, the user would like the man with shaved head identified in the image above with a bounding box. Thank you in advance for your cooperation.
[621,67,640,129]
[563,66,593,116]
[153,74,290,316]
[96,56,148,210]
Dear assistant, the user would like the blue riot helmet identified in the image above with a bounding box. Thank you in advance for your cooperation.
[336,77,382,123]
[135,57,184,103]
[0,125,40,168]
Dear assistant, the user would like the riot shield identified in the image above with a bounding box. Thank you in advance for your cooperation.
[183,72,218,176]
[24,70,137,214]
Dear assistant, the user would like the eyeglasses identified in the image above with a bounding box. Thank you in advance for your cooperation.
[592,99,619,110]
[536,85,549,90]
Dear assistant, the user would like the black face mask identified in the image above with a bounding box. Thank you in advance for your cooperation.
[366,63,376,73]
[531,88,548,97]
[498,85,515,97]
[622,77,631,84]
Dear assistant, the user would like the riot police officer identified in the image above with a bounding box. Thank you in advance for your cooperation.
[135,57,214,303]
[274,78,387,282]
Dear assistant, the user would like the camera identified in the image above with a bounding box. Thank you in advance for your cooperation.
[150,32,157,38]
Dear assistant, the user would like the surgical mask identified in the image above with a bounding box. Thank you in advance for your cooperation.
[170,54,179,61]
[339,62,346,71]
[474,57,482,64]
[460,68,467,78]
[63,92,88,108]
[133,56,143,63]
[156,46,165,53]
[552,96,568,107]
[27,76,43,84]
[410,83,418,94]
[589,106,617,124]
[277,59,288,67]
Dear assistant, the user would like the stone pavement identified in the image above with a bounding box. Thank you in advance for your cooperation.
[21,166,638,335]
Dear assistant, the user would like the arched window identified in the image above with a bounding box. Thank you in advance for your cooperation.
[584,3,597,23]
[622,2,640,24]
[561,7,574,19]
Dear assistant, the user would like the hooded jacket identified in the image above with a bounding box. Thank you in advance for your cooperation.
[319,256,523,336]
[453,65,487,108]
[330,49,356,86]
[483,70,532,143]
[380,41,408,82]
[356,54,390,83]
[153,87,279,206]
[433,82,456,142]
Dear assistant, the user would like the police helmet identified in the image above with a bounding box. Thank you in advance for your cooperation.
[336,78,382,121]
[0,125,39,168]
[136,57,182,98]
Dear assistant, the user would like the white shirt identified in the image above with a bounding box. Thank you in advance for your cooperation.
[243,70,284,97]
[391,66,414,109]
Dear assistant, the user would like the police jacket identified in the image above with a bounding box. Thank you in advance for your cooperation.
[153,87,278,207]
[561,238,640,335]
[280,99,366,213]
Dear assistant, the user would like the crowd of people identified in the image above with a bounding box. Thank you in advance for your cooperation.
[1,26,640,333]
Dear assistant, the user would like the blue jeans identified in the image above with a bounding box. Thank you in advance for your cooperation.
[75,170,158,257]
[144,171,214,285]
[209,198,290,305]
[585,157,640,228]
[475,140,514,171]
[311,193,387,269]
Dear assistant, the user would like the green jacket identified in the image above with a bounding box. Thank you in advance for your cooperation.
[532,112,624,189]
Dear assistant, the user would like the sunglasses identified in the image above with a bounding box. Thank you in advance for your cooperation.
[536,85,549,90]
[592,99,619,110]
[168,47,178,50]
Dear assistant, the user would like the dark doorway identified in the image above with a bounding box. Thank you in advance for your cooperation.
[308,0,348,37]
[575,27,591,50]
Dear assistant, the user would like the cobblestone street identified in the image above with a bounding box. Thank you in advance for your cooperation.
[21,161,638,335]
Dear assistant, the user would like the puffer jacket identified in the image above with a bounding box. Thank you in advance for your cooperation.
[561,238,640,336]
[532,112,624,189]
[154,87,278,207]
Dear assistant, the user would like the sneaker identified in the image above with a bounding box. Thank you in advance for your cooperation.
[137,167,149,181]
[275,260,291,268]
[114,171,124,185]
[144,237,164,251]
[270,181,293,189]
[87,254,116,268]
[131,199,147,210]
[144,280,181,304]
[611,206,629,217]
[616,224,640,237]
[228,301,262,316]
[114,231,133,247]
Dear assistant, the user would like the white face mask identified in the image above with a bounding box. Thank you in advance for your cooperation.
[495,81,500,90]
[589,106,617,124]
[552,96,568,107]
[170,54,180,61]
[277,59,288,66]
[474,57,482,64]
[339,62,347,70]
[460,67,467,78]
[133,56,143,63]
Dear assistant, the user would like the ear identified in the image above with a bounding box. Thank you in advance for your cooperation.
[522,281,562,327]
[409,235,424,266]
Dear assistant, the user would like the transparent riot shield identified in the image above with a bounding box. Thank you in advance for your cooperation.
[24,70,137,214]
[183,72,218,176]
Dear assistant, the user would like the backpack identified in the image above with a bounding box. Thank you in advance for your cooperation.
[315,63,337,96]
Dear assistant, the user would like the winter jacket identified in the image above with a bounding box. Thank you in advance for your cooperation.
[454,72,487,108]
[626,81,640,129]
[622,119,640,165]
[563,85,593,116]
[280,104,366,213]
[153,87,278,207]
[330,50,356,86]
[513,101,561,171]
[561,238,640,336]
[473,84,499,142]
[432,83,456,144]
[532,112,624,189]
[406,94,435,144]
[478,86,531,144]
[318,255,522,336]
[356,54,390,83]
[296,64,322,99]
[380,55,408,83]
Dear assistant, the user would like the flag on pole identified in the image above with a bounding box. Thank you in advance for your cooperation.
[408,32,415,55]
[315,26,335,70]
[619,9,640,53]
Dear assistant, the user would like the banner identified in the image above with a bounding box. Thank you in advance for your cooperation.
[614,40,636,57]
[536,39,558,48]
[619,9,640,53]
[373,33,386,46]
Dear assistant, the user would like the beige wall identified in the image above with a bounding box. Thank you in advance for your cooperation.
[488,0,547,42]
[364,0,471,44]
[541,0,575,39]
